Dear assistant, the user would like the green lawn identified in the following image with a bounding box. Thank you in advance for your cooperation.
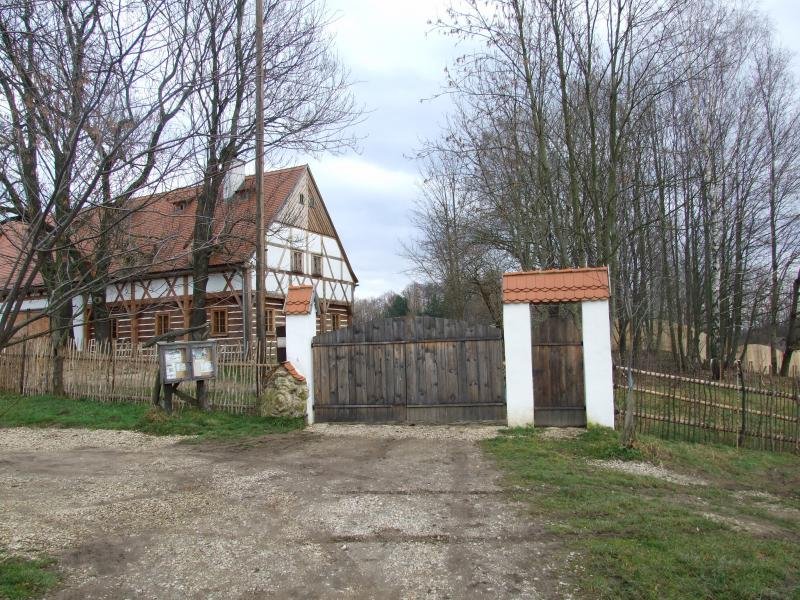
[0,394,304,440]
[0,552,58,600]
[484,427,800,599]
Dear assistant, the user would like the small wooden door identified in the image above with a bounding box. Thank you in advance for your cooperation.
[531,305,586,426]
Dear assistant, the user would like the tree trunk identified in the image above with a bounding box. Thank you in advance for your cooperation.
[779,267,800,377]
[49,298,73,396]
[91,291,111,347]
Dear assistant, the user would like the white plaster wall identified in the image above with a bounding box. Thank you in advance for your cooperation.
[285,301,317,424]
[206,272,239,293]
[582,299,615,428]
[72,295,86,348]
[320,235,343,259]
[503,302,535,427]
[307,233,323,254]
[16,297,48,311]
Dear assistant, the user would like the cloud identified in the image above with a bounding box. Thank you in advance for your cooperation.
[310,156,418,195]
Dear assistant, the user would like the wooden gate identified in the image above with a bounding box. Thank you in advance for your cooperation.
[531,306,586,426]
[312,316,505,424]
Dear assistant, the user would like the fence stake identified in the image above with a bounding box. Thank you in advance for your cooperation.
[18,340,27,395]
[736,360,746,447]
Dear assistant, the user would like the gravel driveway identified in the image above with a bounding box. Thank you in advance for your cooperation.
[1,425,568,599]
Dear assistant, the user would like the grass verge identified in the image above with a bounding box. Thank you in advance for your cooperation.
[0,551,58,600]
[484,427,800,599]
[0,393,304,440]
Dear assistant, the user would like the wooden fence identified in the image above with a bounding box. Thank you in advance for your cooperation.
[614,365,800,453]
[0,338,279,414]
[312,316,506,424]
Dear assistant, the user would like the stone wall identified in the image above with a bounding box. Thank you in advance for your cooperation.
[258,362,308,419]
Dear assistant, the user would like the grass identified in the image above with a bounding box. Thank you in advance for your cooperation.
[0,552,58,600]
[484,427,800,599]
[0,393,304,440]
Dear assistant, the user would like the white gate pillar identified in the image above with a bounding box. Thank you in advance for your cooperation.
[503,303,535,427]
[503,267,614,429]
[581,299,615,427]
[284,286,317,425]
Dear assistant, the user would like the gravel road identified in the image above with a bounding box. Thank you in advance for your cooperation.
[1,425,570,599]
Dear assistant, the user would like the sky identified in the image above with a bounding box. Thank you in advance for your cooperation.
[295,0,800,300]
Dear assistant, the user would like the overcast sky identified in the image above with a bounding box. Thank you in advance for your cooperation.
[295,0,800,299]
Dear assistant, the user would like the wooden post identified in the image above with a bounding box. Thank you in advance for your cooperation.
[130,282,139,347]
[82,303,90,351]
[151,368,162,406]
[736,360,747,447]
[18,340,27,395]
[243,266,252,357]
[163,382,173,414]
[182,274,190,341]
[196,380,208,411]
[254,0,266,362]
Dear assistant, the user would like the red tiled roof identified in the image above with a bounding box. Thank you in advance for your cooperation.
[0,166,307,294]
[284,285,314,315]
[0,220,44,289]
[281,361,306,382]
[502,267,610,304]
[113,165,307,275]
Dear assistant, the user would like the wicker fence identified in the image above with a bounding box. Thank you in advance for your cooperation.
[614,364,800,453]
[0,339,280,414]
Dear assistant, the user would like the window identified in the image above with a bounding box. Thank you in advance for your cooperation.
[110,318,119,339]
[265,309,275,334]
[211,308,228,335]
[312,254,322,277]
[308,194,316,208]
[299,193,305,205]
[291,251,304,274]
[155,313,170,336]
[331,313,341,330]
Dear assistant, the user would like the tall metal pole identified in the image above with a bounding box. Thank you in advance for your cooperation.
[254,0,266,362]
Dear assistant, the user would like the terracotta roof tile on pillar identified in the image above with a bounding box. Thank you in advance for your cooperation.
[284,285,314,315]
[281,361,306,382]
[502,267,610,304]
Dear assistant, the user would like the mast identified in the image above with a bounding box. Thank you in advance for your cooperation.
[254,0,266,360]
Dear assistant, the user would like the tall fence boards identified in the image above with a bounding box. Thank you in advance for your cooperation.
[312,316,506,423]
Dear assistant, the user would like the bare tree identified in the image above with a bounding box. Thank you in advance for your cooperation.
[184,0,359,408]
[0,0,196,391]
[414,0,800,382]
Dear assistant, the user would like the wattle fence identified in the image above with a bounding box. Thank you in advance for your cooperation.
[614,364,800,453]
[0,338,279,414]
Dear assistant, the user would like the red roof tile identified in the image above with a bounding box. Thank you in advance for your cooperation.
[112,166,307,275]
[284,285,314,315]
[281,361,306,382]
[502,267,610,304]
[0,220,44,289]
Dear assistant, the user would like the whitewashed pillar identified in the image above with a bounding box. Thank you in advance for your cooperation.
[285,301,317,425]
[581,299,615,428]
[72,295,86,350]
[503,302,535,427]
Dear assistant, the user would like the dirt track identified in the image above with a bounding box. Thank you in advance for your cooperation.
[1,426,570,599]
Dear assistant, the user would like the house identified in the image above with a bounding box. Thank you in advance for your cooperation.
[1,165,358,352]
